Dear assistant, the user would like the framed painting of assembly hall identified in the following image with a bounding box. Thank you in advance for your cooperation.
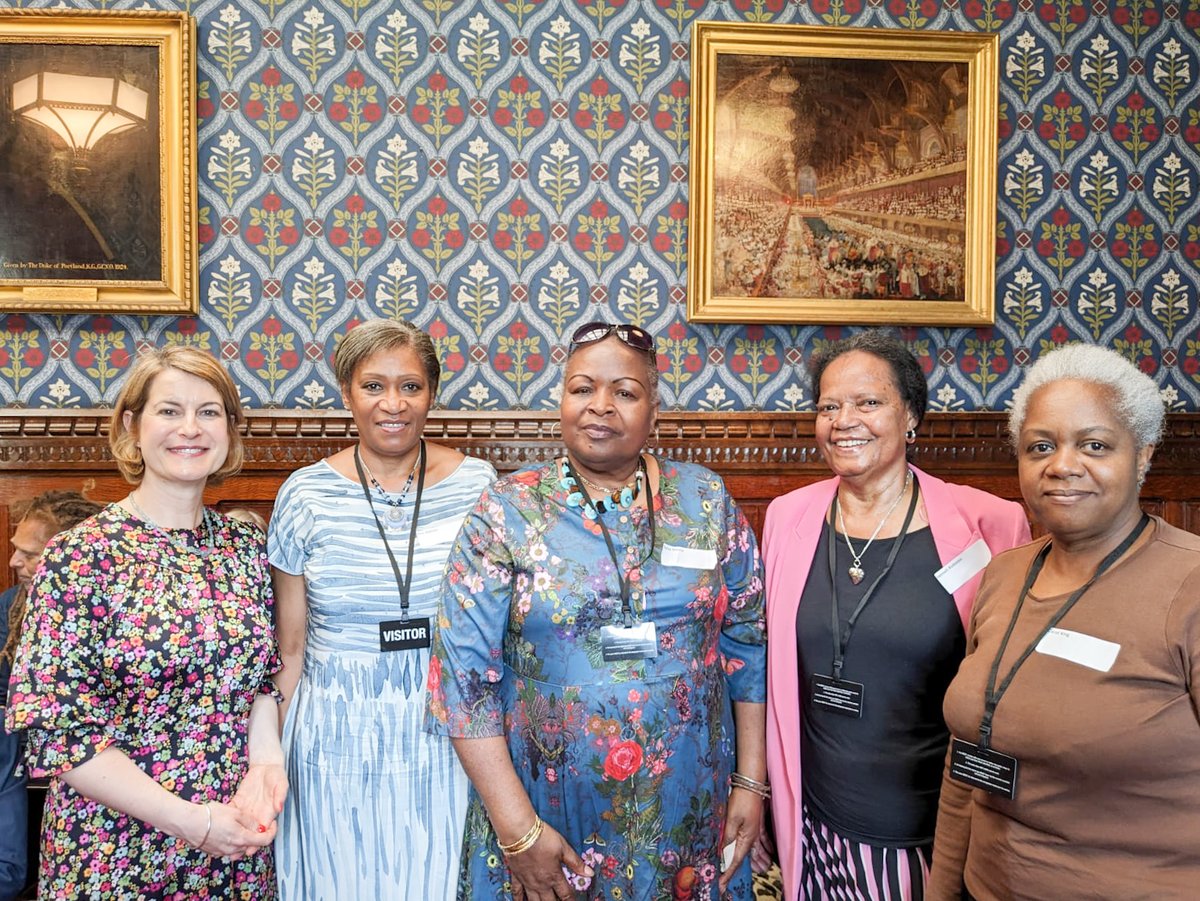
[687,22,999,326]
[0,9,196,314]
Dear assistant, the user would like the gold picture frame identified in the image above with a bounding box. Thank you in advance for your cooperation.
[0,8,196,314]
[688,22,999,326]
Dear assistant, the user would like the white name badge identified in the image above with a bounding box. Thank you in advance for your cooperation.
[420,518,464,547]
[934,538,993,594]
[1035,627,1120,672]
[661,544,718,570]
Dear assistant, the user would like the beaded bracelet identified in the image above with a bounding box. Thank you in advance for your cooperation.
[730,772,771,800]
[498,816,544,856]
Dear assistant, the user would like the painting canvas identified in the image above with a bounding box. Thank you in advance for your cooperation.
[0,9,195,314]
[688,23,999,325]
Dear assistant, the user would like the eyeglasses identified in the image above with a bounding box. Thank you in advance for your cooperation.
[569,322,655,356]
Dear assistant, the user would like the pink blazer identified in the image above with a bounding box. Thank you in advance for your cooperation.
[762,466,1030,899]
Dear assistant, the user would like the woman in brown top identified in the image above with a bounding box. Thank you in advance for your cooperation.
[929,344,1200,900]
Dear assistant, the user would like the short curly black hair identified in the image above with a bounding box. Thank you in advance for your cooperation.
[808,329,928,428]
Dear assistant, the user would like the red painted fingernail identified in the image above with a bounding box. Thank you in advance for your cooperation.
[258,825,267,833]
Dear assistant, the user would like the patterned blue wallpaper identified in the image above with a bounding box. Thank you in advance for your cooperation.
[0,0,1197,413]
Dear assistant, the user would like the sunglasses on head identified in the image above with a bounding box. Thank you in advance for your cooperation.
[569,322,655,355]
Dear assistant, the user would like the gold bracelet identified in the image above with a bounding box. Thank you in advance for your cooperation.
[498,816,544,856]
[190,801,213,849]
[730,772,771,800]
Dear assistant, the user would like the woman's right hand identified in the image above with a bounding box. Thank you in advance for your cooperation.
[187,800,276,860]
[507,822,593,901]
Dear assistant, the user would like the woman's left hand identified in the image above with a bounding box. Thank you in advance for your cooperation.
[231,762,288,837]
[717,786,764,894]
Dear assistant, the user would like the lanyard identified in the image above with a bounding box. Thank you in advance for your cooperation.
[353,441,426,622]
[564,455,655,627]
[977,512,1150,749]
[826,481,920,680]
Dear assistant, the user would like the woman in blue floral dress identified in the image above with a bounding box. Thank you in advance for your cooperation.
[5,347,284,899]
[428,322,767,901]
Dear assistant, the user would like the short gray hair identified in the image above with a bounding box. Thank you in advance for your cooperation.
[1008,344,1164,450]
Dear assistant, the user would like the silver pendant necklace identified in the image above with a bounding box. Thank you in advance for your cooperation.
[357,444,420,525]
[835,470,912,585]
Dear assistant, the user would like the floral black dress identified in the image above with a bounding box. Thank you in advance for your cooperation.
[5,505,280,900]
[428,459,766,901]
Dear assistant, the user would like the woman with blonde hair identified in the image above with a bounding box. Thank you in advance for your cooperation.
[5,346,285,899]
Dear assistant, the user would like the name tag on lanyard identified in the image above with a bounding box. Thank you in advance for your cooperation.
[600,621,658,661]
[379,617,431,651]
[810,673,864,718]
[949,738,1019,798]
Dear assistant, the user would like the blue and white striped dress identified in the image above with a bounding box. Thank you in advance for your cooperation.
[268,455,496,901]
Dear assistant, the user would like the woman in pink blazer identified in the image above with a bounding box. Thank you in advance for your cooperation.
[762,330,1029,900]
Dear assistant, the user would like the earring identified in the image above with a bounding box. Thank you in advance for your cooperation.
[905,428,917,442]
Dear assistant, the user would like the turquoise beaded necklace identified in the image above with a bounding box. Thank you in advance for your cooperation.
[559,456,646,521]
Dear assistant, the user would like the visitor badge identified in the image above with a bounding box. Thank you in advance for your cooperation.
[600,621,658,661]
[379,617,431,651]
[1035,628,1120,672]
[661,544,718,570]
[810,673,864,718]
[935,538,992,594]
[949,737,1018,798]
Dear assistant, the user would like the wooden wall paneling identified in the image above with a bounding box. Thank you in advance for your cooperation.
[4,410,1200,592]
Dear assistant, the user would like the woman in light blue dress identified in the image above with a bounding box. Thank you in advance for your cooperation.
[269,320,495,900]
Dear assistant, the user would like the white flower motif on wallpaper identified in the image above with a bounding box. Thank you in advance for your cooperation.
[538,140,583,217]
[538,16,583,94]
[1001,266,1044,340]
[375,11,420,84]
[537,262,583,333]
[1077,268,1119,339]
[615,263,659,326]
[1151,270,1190,340]
[1152,39,1191,109]
[458,260,501,336]
[1150,153,1191,227]
[1003,149,1044,221]
[376,259,420,321]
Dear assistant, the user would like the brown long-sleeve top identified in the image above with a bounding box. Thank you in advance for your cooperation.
[928,517,1200,901]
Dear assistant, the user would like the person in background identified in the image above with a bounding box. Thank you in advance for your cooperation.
[269,319,495,899]
[0,491,103,901]
[429,321,767,900]
[762,330,1029,899]
[227,507,268,532]
[5,346,284,899]
[929,344,1200,899]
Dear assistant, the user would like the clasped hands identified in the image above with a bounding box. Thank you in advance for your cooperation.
[188,762,288,860]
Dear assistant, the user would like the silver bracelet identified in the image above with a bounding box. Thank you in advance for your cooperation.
[730,772,771,799]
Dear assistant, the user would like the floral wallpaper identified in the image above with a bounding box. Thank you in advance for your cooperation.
[0,0,1197,413]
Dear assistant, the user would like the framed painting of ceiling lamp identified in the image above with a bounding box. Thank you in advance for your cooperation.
[0,8,196,314]
[688,22,999,326]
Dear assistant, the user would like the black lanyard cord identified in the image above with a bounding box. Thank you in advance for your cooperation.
[353,441,426,622]
[978,512,1150,749]
[826,478,921,680]
[564,455,655,627]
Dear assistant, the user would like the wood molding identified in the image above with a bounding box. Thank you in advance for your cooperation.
[5,410,1200,592]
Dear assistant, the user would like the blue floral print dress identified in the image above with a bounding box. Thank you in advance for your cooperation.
[4,505,280,900]
[428,458,766,901]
